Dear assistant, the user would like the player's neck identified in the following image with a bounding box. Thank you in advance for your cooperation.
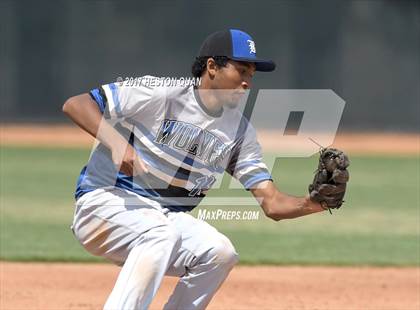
[196,81,224,115]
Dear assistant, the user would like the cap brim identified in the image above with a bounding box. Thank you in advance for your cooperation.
[230,57,276,72]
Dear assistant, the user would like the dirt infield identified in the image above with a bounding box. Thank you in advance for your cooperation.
[1,124,419,155]
[1,262,419,310]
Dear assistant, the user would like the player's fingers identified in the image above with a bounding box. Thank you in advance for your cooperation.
[133,156,149,176]
[119,161,134,176]
[117,145,138,176]
[112,146,133,175]
[117,144,148,176]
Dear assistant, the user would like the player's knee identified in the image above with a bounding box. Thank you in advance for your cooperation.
[207,237,239,267]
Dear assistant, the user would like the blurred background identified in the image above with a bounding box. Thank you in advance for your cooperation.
[0,0,419,131]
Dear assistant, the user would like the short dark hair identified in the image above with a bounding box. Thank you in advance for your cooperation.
[191,56,229,78]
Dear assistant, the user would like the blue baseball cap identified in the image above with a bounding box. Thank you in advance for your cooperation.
[198,29,276,72]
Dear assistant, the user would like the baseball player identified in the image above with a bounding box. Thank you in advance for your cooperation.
[63,29,349,309]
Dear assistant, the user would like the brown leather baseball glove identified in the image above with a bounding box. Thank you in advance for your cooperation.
[308,148,350,213]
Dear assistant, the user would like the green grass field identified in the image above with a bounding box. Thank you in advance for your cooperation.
[1,146,419,266]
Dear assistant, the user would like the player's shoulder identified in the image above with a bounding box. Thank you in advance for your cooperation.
[162,78,199,102]
[216,108,257,145]
[237,114,257,140]
[227,107,254,131]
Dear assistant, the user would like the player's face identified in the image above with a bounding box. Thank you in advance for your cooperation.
[213,60,256,108]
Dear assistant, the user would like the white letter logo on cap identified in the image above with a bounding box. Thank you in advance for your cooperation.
[247,40,256,54]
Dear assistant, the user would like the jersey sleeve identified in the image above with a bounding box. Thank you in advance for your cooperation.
[226,124,272,190]
[89,75,156,119]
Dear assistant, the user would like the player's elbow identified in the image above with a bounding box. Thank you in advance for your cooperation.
[265,212,283,222]
[261,194,296,221]
[62,95,85,117]
[262,205,284,221]
[62,97,75,115]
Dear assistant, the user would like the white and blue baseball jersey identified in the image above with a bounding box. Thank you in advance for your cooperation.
[75,76,272,212]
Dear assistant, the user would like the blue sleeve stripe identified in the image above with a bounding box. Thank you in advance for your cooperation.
[89,88,106,113]
[243,172,272,189]
[109,83,122,116]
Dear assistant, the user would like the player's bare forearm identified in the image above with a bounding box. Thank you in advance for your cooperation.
[62,94,148,175]
[250,180,325,221]
[62,94,126,150]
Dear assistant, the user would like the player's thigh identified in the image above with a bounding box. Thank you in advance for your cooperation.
[165,211,238,276]
[72,188,172,265]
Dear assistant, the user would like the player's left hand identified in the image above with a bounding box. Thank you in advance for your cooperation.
[308,147,350,213]
[112,143,149,176]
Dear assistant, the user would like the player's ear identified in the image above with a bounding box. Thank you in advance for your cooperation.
[206,58,218,78]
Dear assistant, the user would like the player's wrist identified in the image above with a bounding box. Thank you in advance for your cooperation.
[303,195,325,213]
[108,137,131,154]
